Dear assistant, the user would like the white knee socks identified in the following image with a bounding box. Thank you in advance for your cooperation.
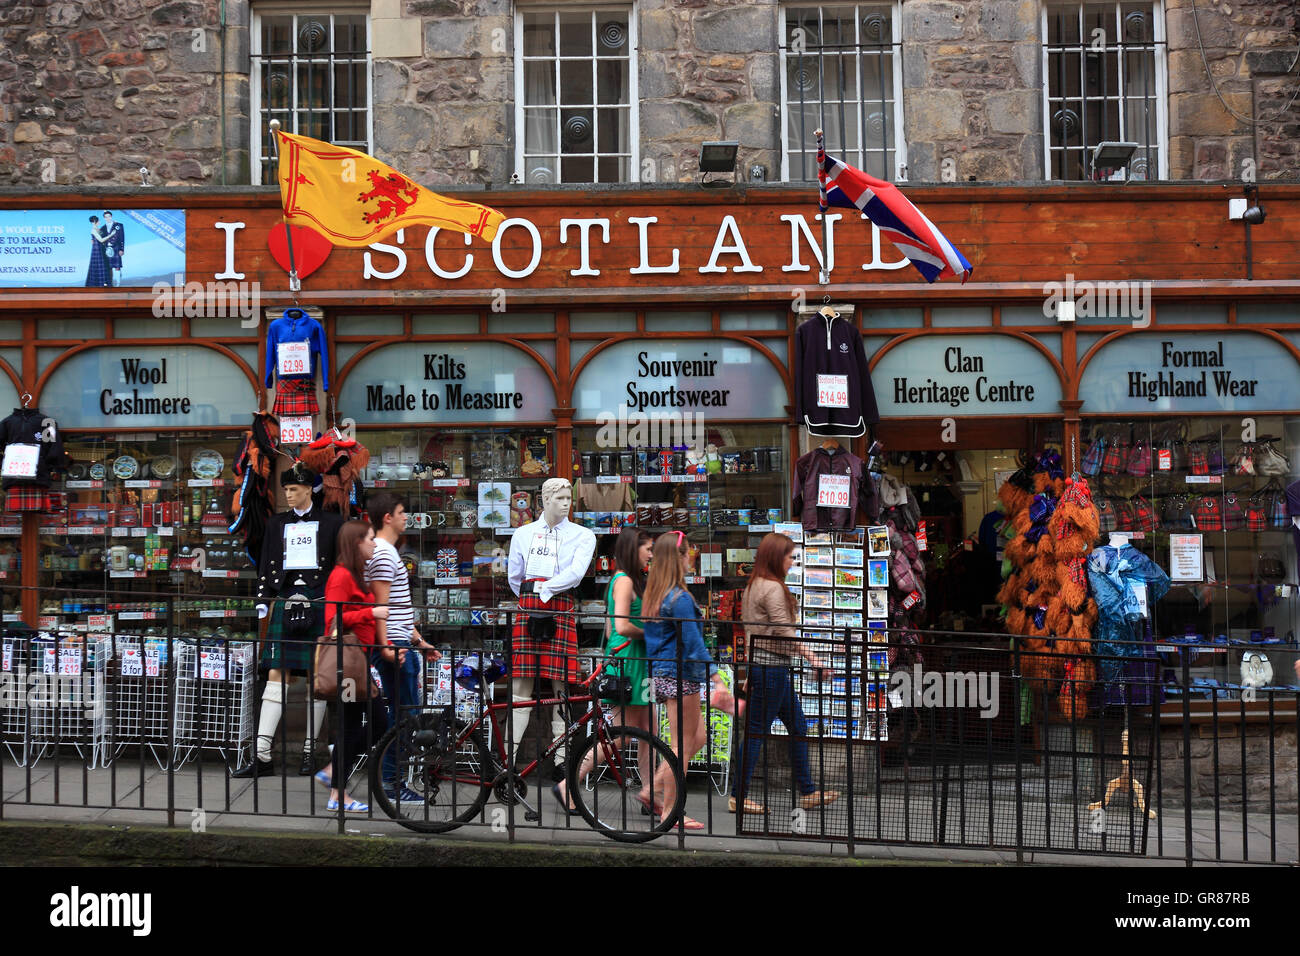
[255,680,285,763]
[509,677,535,762]
[307,699,327,748]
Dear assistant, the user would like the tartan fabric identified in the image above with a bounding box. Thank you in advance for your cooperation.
[1102,439,1128,475]
[1222,493,1245,531]
[511,584,579,682]
[1065,556,1087,586]
[1187,443,1209,476]
[272,377,320,418]
[1194,495,1223,532]
[1270,492,1289,529]
[1126,441,1152,476]
[1230,444,1256,476]
[1096,497,1117,534]
[1130,495,1157,533]
[260,590,324,674]
[1114,498,1134,532]
[4,487,57,512]
[1080,438,1105,476]
[1245,499,1268,532]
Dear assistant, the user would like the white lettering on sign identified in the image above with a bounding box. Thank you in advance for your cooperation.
[816,374,849,409]
[284,521,319,570]
[817,473,851,509]
[280,416,314,445]
[1,443,39,478]
[276,340,310,377]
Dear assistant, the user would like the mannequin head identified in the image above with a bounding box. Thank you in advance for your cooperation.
[540,477,572,526]
[283,481,312,511]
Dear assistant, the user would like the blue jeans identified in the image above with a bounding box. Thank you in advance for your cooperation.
[375,643,422,788]
[733,663,815,799]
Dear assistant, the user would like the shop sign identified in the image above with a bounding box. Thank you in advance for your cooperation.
[571,339,787,420]
[0,208,185,288]
[339,342,554,424]
[1079,333,1300,413]
[873,334,1062,417]
[40,346,253,428]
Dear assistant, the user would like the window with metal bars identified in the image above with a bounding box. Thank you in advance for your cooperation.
[781,4,903,183]
[252,11,371,185]
[516,6,636,184]
[1043,2,1167,180]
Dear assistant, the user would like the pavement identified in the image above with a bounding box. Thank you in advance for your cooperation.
[2,753,1295,866]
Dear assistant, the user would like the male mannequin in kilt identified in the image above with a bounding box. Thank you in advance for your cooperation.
[233,461,344,777]
[506,478,595,767]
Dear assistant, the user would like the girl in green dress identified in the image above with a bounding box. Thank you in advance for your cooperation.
[553,528,653,814]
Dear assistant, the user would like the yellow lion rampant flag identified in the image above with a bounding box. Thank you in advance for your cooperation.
[275,130,505,246]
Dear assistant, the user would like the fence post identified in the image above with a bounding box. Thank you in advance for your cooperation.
[334,599,345,835]
[676,615,686,850]
[1181,646,1193,867]
[1011,637,1023,864]
[166,593,175,829]
[844,626,855,858]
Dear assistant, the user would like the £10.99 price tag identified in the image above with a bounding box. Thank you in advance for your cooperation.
[276,340,310,376]
[280,416,314,445]
[816,374,849,409]
[816,473,851,508]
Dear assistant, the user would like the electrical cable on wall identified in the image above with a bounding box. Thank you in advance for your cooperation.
[1191,0,1300,125]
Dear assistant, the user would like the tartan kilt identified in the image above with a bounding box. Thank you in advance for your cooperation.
[5,487,56,512]
[511,589,579,682]
[272,378,320,418]
[259,591,324,675]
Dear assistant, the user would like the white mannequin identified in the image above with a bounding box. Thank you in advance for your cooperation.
[1108,532,1130,549]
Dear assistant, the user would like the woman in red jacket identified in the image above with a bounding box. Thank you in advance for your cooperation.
[317,519,392,812]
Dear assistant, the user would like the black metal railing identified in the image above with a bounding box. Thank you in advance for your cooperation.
[1,585,1296,865]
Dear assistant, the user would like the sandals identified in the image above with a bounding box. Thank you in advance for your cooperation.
[799,789,840,810]
[728,796,765,814]
[635,793,664,818]
[551,783,579,817]
[677,815,705,831]
[313,770,332,788]
[326,797,369,813]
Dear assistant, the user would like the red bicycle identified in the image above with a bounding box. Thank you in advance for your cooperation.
[368,642,686,843]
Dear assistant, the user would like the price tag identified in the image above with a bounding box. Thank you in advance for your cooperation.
[525,529,559,579]
[902,590,921,610]
[280,416,314,445]
[816,473,851,509]
[916,520,928,552]
[131,527,148,537]
[816,374,849,409]
[38,615,59,629]
[2,643,11,672]
[1132,581,1149,618]
[145,647,161,677]
[119,645,142,677]
[59,647,82,676]
[1157,449,1172,471]
[42,646,57,675]
[276,340,310,376]
[284,521,319,570]
[198,650,227,681]
[111,527,129,537]
[1,443,39,478]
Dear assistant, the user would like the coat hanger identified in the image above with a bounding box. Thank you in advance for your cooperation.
[819,437,841,450]
[285,307,305,319]
[20,392,32,408]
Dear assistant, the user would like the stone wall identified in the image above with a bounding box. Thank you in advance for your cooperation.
[1165,0,1300,181]
[1157,722,1299,810]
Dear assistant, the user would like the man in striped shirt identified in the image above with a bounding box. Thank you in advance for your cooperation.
[367,492,440,801]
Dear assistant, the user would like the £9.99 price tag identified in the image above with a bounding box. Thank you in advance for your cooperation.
[816,473,851,509]
[276,340,310,376]
[816,374,849,409]
[280,416,314,445]
[0,443,39,479]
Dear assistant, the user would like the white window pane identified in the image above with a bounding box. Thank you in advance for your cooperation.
[523,61,555,106]
[525,156,559,184]
[523,13,555,56]
[559,11,592,57]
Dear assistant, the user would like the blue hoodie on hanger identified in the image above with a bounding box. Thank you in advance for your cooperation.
[265,310,328,390]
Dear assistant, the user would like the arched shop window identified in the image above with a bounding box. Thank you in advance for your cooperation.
[13,345,260,636]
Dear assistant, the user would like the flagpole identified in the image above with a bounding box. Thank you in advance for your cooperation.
[815,128,830,285]
[267,119,301,295]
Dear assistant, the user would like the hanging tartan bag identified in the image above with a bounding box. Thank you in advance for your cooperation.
[1096,496,1118,534]
[1222,492,1246,531]
[1126,437,1153,477]
[1244,493,1269,533]
[1269,488,1290,529]
[1187,440,1209,476]
[1194,494,1223,532]
[1103,426,1130,475]
[1229,443,1257,476]
[1080,427,1106,476]
[1129,494,1158,533]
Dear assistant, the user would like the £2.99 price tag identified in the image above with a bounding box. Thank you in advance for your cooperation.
[280,416,314,445]
[0,443,39,479]
[816,374,849,409]
[816,473,851,508]
[276,340,310,376]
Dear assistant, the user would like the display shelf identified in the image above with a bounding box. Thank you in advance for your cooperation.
[64,480,105,490]
[199,569,256,579]
[122,480,173,490]
[186,478,228,488]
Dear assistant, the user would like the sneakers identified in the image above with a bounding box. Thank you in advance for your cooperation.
[326,798,369,813]
[385,785,431,806]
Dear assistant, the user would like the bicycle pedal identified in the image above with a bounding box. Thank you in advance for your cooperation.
[524,810,541,823]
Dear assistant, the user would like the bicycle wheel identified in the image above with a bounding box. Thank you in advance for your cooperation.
[568,724,686,843]
[369,711,492,833]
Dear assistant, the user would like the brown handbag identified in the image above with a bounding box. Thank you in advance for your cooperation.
[313,621,375,701]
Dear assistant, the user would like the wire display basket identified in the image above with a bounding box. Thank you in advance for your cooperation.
[173,640,255,769]
[1,634,111,769]
[109,637,173,769]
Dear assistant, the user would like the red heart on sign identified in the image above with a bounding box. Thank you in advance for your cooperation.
[266,224,333,280]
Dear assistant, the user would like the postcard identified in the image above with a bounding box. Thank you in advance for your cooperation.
[804,531,834,546]
[834,589,864,611]
[802,567,834,588]
[867,525,891,556]
[803,546,835,567]
[834,567,865,589]
[803,588,834,610]
[833,612,864,628]
[836,528,865,546]
[834,547,864,568]
[802,609,834,628]
[867,558,889,589]
[866,588,888,618]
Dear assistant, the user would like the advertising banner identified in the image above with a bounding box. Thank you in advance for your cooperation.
[0,209,185,288]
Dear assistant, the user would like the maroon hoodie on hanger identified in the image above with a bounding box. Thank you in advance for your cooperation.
[792,444,880,531]
[794,311,880,438]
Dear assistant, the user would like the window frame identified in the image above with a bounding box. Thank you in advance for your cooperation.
[250,4,374,186]
[1040,0,1169,182]
[778,2,906,183]
[513,2,640,185]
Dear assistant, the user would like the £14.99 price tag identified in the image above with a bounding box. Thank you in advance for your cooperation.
[816,374,849,409]
[280,416,314,445]
[276,340,310,376]
[816,473,851,508]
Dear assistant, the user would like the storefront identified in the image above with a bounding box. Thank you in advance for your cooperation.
[2,184,1299,700]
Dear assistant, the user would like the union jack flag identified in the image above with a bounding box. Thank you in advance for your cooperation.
[817,131,972,284]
